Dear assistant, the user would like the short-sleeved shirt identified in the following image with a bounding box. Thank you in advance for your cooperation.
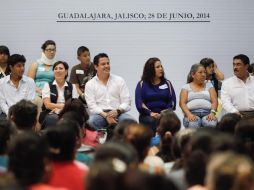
[182,82,213,110]
[69,63,95,93]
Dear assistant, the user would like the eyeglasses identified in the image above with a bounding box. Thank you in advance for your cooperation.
[45,48,56,52]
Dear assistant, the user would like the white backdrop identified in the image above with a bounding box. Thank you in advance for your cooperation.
[1,0,254,120]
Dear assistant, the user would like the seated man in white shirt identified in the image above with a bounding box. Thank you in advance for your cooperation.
[0,54,36,119]
[85,53,135,129]
[221,54,254,118]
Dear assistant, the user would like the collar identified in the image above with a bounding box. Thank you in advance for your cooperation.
[7,75,27,83]
[52,80,68,87]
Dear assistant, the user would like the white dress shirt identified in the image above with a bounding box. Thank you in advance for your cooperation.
[221,75,254,113]
[0,75,36,115]
[85,74,131,114]
[42,80,79,103]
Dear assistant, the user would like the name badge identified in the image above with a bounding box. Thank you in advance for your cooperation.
[159,84,168,89]
[38,67,45,72]
[76,70,84,74]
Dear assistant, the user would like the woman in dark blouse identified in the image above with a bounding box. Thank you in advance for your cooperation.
[135,57,176,133]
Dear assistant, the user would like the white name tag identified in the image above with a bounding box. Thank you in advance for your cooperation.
[159,84,168,89]
[38,67,45,72]
[76,70,84,74]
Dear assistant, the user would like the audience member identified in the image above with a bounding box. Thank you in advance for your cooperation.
[44,120,88,190]
[235,118,254,161]
[39,61,79,128]
[27,40,56,98]
[0,45,10,79]
[200,58,224,96]
[135,57,176,133]
[10,100,37,131]
[69,46,95,105]
[85,53,134,129]
[0,54,36,119]
[154,110,181,162]
[0,119,16,173]
[216,113,241,134]
[8,132,66,190]
[221,54,254,118]
[179,64,218,128]
[206,152,254,190]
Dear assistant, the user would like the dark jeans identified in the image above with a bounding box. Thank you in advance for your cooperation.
[139,115,158,135]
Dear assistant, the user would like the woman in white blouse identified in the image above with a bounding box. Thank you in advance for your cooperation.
[39,61,79,128]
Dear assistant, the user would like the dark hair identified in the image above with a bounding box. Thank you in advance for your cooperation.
[53,61,69,79]
[94,141,138,166]
[216,113,241,134]
[141,57,165,83]
[124,124,153,162]
[11,100,37,130]
[8,54,26,67]
[8,132,49,187]
[0,119,16,154]
[44,120,79,161]
[0,45,10,56]
[93,53,109,66]
[248,63,254,73]
[112,119,138,141]
[41,40,56,50]
[156,110,181,162]
[59,98,89,127]
[200,58,214,68]
[235,118,254,161]
[233,54,250,65]
[187,64,204,83]
[77,46,90,56]
[157,110,181,137]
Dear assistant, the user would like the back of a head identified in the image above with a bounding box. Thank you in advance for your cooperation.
[94,141,138,166]
[217,113,241,134]
[59,98,89,126]
[44,120,79,162]
[0,119,16,155]
[87,158,127,190]
[206,152,254,190]
[157,110,181,137]
[112,119,137,141]
[11,100,37,130]
[235,118,254,160]
[8,132,49,187]
[124,124,153,162]
[191,128,241,156]
[172,128,195,160]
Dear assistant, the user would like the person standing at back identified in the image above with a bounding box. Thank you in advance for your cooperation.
[69,46,95,105]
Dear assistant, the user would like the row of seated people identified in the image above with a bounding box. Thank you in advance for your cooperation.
[1,42,254,132]
[1,96,254,190]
